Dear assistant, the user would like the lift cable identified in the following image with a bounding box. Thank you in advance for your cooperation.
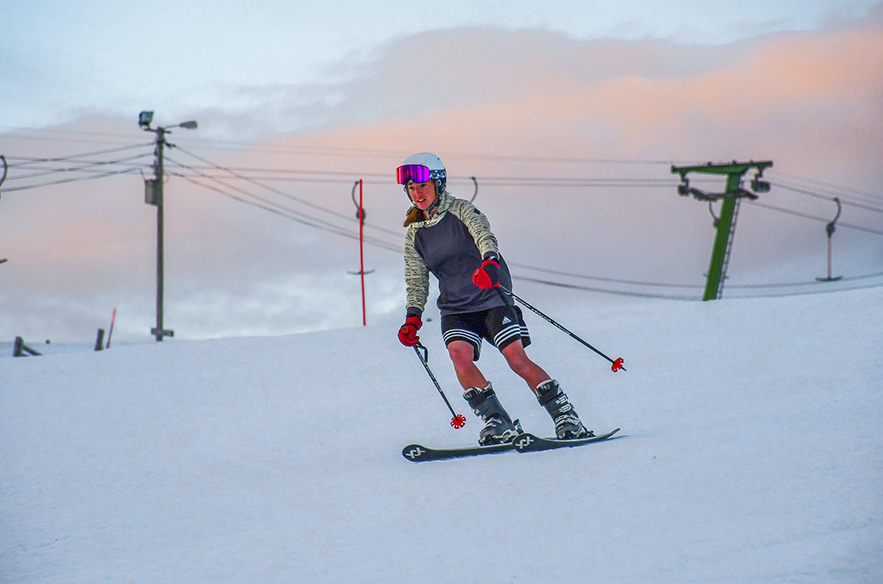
[745,200,883,237]
[773,182,883,215]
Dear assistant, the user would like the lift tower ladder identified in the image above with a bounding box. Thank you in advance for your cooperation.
[716,197,743,299]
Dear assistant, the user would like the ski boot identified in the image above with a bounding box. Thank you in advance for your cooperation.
[536,380,593,439]
[463,382,522,446]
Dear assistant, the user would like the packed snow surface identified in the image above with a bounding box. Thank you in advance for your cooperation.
[2,287,881,583]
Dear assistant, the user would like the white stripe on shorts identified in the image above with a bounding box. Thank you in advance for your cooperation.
[444,328,483,358]
[493,323,522,348]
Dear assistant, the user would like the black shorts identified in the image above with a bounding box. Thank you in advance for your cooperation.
[441,305,531,361]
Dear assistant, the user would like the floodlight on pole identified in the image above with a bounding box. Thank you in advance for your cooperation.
[138,110,154,128]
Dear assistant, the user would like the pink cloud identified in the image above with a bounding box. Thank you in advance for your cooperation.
[2,15,881,342]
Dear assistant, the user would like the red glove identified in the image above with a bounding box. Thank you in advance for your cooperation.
[398,315,422,347]
[472,257,501,289]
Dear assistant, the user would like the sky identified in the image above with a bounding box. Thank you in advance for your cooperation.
[2,1,879,132]
[1,1,882,343]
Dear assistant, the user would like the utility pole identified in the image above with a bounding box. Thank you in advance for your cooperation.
[672,160,772,301]
[139,111,197,341]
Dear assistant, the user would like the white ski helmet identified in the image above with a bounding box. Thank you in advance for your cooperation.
[396,152,447,197]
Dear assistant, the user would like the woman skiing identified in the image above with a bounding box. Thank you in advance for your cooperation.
[395,152,592,445]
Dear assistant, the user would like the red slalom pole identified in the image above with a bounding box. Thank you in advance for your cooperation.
[106,308,117,349]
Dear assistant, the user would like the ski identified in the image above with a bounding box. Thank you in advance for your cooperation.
[512,428,621,453]
[402,441,515,462]
[402,428,621,462]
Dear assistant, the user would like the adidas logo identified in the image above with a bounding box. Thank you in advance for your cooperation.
[501,316,512,324]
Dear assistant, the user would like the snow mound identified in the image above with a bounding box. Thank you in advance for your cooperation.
[2,287,881,583]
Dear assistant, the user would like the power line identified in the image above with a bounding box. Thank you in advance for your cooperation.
[172,147,363,225]
[3,167,141,192]
[165,160,404,254]
[169,148,405,240]
[7,152,152,182]
[0,128,152,148]
[2,124,713,170]
[2,143,152,192]
[3,137,881,301]
[3,136,880,275]
[151,159,883,294]
[3,143,152,166]
[151,160,683,189]
[180,175,404,254]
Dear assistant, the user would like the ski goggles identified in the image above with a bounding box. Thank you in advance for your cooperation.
[396,164,433,185]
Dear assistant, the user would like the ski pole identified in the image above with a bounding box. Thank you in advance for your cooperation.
[413,342,467,429]
[497,285,626,372]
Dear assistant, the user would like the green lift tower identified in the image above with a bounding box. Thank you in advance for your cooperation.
[672,160,773,301]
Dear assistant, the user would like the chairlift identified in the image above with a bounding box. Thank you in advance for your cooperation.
[0,154,7,201]
[816,197,842,282]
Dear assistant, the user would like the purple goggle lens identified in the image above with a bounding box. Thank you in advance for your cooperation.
[396,164,433,185]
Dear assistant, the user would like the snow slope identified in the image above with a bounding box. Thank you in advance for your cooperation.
[2,286,881,583]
